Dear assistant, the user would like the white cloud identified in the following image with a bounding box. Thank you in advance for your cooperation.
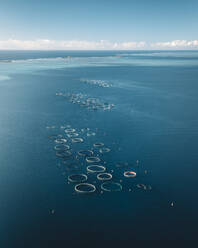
[113,41,146,49]
[0,39,147,50]
[1,39,198,50]
[151,40,198,49]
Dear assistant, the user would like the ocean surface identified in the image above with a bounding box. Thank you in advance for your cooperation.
[0,50,198,247]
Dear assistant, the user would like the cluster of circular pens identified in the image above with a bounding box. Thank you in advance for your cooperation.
[56,92,115,111]
[47,124,152,195]
[80,78,112,88]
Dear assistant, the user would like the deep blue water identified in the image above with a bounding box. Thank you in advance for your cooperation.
[0,50,198,247]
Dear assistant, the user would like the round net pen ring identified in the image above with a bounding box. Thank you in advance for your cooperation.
[99,148,111,153]
[97,173,112,181]
[65,128,76,133]
[67,133,79,138]
[56,150,72,158]
[72,138,84,143]
[137,184,152,191]
[77,150,94,157]
[137,184,146,189]
[86,156,101,163]
[101,182,122,192]
[54,138,67,144]
[75,183,96,194]
[124,171,137,178]
[68,174,88,183]
[93,143,104,148]
[54,144,70,151]
[87,165,106,173]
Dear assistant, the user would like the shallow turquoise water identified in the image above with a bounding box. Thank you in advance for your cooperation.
[0,51,198,247]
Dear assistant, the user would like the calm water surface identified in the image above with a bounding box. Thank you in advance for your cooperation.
[0,50,198,247]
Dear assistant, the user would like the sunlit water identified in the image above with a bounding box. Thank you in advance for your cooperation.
[0,50,198,247]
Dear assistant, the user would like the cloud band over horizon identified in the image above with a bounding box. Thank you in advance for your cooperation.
[0,39,198,50]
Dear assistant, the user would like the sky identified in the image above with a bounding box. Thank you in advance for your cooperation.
[0,0,198,50]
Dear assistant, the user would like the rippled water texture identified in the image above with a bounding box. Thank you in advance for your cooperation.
[0,50,198,247]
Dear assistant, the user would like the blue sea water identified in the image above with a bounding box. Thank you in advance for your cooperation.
[0,50,198,247]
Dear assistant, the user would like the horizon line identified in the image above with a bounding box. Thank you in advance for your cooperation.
[0,49,198,51]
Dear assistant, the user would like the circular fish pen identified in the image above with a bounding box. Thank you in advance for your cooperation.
[93,143,104,148]
[67,133,79,138]
[86,156,101,163]
[54,144,70,151]
[75,183,96,194]
[97,173,112,181]
[137,184,152,191]
[99,148,111,153]
[56,150,72,158]
[72,138,84,143]
[77,150,94,157]
[54,138,67,144]
[87,165,106,173]
[124,171,137,178]
[101,182,122,192]
[68,174,88,183]
[65,128,76,133]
